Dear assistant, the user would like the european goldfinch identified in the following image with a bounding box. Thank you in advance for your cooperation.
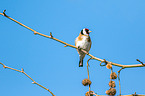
[75,28,92,67]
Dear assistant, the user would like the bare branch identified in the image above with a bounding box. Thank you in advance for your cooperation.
[0,10,144,69]
[0,62,55,96]
[1,10,145,96]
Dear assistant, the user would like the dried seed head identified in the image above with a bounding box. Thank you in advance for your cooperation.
[110,88,116,95]
[85,91,94,96]
[106,62,112,69]
[82,79,92,86]
[110,72,117,79]
[109,81,116,88]
[106,88,116,96]
[105,89,110,95]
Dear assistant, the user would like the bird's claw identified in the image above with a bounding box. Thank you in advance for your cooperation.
[78,46,81,50]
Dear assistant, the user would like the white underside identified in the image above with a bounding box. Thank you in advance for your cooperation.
[75,36,91,51]
[75,36,91,59]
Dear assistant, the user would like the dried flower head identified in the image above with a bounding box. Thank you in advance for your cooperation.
[82,79,92,86]
[109,81,116,88]
[110,88,116,95]
[110,72,117,79]
[106,62,112,69]
[85,91,94,96]
[105,89,110,95]
[106,88,116,96]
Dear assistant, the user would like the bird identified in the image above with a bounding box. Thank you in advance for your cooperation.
[75,28,92,67]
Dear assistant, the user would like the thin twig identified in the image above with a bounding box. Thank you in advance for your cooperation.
[0,10,145,68]
[0,62,55,96]
[50,32,53,38]
[87,58,93,91]
[87,58,93,80]
[118,67,125,96]
[136,59,145,66]
[100,59,107,66]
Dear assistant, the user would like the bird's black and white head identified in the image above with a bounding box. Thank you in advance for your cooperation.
[81,28,92,36]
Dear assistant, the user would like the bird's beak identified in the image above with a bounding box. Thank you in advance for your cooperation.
[89,31,92,33]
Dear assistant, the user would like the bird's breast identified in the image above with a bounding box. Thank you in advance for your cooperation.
[75,36,91,51]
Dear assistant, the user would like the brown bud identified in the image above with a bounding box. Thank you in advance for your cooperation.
[106,62,112,69]
[106,88,116,96]
[82,79,92,86]
[85,91,94,96]
[3,65,6,68]
[110,72,117,79]
[109,81,116,88]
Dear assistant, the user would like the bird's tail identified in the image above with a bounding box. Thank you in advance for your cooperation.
[79,59,83,67]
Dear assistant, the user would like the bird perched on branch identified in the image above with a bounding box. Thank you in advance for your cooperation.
[75,28,92,67]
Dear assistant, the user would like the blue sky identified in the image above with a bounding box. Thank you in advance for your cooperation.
[0,0,145,96]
